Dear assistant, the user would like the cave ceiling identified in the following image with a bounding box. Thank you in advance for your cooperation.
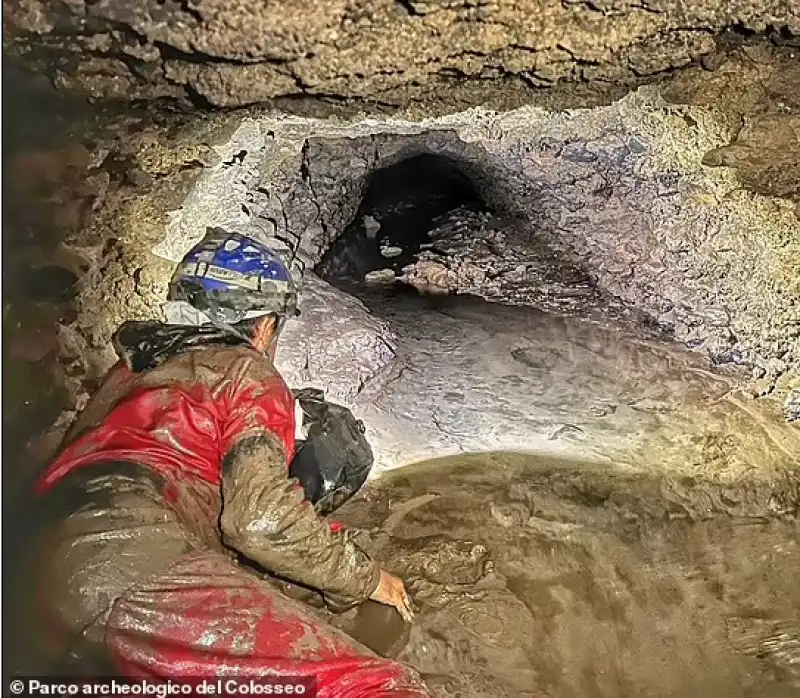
[3,0,799,111]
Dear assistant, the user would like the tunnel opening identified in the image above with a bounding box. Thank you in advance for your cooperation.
[313,149,640,327]
[316,153,491,288]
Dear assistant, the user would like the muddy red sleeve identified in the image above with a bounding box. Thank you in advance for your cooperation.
[219,434,381,611]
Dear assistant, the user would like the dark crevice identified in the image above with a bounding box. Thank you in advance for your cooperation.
[395,0,424,17]
[174,0,204,24]
[727,22,759,39]
[176,85,217,111]
[152,41,290,68]
[222,150,248,167]
[316,153,490,287]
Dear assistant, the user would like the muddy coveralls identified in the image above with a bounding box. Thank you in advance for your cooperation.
[33,338,429,697]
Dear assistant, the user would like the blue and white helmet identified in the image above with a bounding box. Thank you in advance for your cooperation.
[168,228,299,326]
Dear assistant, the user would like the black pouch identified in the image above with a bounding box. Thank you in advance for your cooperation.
[289,388,374,515]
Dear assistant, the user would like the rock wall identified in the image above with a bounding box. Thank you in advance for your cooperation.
[4,0,799,110]
[143,89,799,409]
[11,66,798,462]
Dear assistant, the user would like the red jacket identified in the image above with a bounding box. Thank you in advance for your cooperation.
[35,343,429,697]
[38,349,295,497]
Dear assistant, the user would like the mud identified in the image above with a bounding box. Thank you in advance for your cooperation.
[221,431,381,612]
[334,454,800,698]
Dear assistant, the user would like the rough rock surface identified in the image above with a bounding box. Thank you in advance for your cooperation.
[396,204,617,315]
[351,292,800,482]
[3,0,799,110]
[147,88,799,407]
[276,273,398,405]
[661,43,800,205]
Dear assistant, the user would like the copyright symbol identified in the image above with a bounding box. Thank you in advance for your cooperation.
[9,680,25,695]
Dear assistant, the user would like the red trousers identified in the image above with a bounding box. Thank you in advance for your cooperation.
[36,467,429,697]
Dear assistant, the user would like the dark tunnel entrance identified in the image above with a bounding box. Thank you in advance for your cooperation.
[316,153,491,286]
[314,149,665,333]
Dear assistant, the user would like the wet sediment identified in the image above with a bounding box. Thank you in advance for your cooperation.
[335,454,800,698]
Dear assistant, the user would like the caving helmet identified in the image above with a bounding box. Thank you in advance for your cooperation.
[168,227,299,328]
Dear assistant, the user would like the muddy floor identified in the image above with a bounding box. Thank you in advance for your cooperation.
[331,454,800,698]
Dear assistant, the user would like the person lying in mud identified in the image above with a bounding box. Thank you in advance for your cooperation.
[33,228,429,695]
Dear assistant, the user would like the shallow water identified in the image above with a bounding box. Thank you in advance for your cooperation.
[336,453,800,698]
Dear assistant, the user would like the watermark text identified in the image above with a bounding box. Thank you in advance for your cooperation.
[8,677,315,697]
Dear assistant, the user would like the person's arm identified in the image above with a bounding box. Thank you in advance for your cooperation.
[218,371,414,620]
[219,431,381,612]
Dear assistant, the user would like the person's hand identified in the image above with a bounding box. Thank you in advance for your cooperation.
[369,569,415,622]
